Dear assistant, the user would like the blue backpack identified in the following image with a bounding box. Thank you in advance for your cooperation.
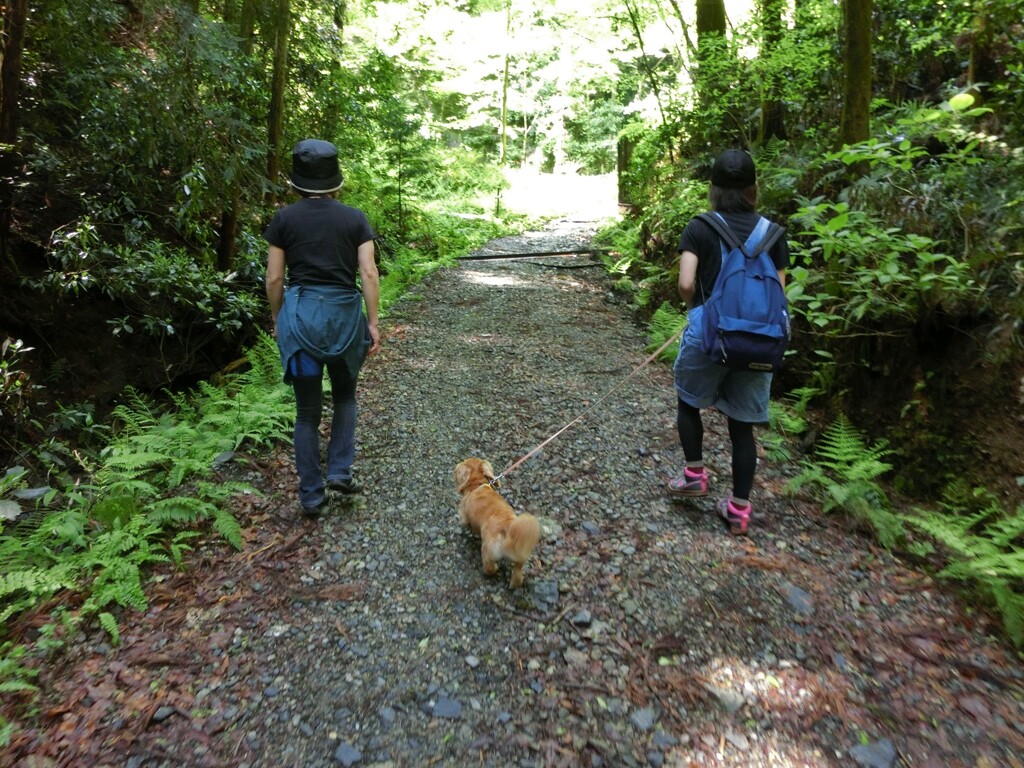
[696,212,789,372]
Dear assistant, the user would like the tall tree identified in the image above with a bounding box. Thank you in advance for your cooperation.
[267,0,291,199]
[694,0,727,110]
[498,0,512,214]
[759,0,787,141]
[0,0,28,257]
[967,2,997,105]
[840,0,872,147]
[0,0,28,147]
[695,0,726,39]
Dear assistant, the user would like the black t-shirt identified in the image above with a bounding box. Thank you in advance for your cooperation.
[263,197,377,289]
[678,211,790,307]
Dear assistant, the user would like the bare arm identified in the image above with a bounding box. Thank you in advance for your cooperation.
[678,250,698,309]
[265,245,286,323]
[358,239,381,356]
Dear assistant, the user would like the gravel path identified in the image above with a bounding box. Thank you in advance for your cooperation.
[11,220,1023,768]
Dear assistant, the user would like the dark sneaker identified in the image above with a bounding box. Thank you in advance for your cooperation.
[327,478,363,495]
[717,497,751,535]
[301,497,328,518]
[667,467,709,497]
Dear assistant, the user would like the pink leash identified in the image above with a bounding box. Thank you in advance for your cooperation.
[490,328,683,486]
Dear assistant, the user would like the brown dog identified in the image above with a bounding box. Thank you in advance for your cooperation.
[454,458,541,589]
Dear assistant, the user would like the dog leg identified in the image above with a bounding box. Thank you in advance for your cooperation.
[509,562,525,589]
[481,543,498,576]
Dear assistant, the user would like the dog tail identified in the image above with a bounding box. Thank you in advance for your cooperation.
[507,513,541,561]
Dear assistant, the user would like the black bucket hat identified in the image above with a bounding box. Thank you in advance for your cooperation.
[290,139,343,194]
[710,149,757,189]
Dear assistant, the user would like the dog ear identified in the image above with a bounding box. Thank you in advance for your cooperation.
[454,461,472,493]
[481,460,496,481]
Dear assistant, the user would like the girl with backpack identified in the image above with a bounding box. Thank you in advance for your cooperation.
[667,150,791,535]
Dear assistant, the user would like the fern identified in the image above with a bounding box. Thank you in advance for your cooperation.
[648,302,687,363]
[97,612,120,645]
[907,490,1024,647]
[764,399,808,463]
[211,507,244,550]
[786,416,906,548]
[0,332,278,736]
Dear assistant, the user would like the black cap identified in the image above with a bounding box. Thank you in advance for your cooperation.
[290,139,343,193]
[710,149,756,189]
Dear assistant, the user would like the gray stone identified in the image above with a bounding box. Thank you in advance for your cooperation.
[781,581,815,615]
[630,706,657,731]
[570,609,593,627]
[432,697,462,719]
[333,742,362,766]
[849,739,897,768]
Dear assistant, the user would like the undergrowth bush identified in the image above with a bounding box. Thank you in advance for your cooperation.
[906,485,1024,648]
[0,333,292,745]
[786,416,906,549]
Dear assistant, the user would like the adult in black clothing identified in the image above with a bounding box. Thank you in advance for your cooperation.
[264,139,381,516]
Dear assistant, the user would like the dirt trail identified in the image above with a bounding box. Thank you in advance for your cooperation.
[6,220,1024,768]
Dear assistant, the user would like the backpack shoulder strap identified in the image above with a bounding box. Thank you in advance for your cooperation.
[751,220,785,257]
[695,212,743,252]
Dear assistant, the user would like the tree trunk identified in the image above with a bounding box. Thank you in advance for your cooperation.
[495,0,512,216]
[695,0,726,38]
[967,4,997,105]
[617,136,635,210]
[0,0,29,260]
[239,0,257,55]
[694,0,728,138]
[840,0,872,148]
[266,0,291,201]
[759,0,787,142]
[0,0,28,146]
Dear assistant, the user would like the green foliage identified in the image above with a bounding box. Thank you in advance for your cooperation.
[786,417,906,549]
[647,303,686,363]
[763,394,811,464]
[0,339,35,450]
[0,334,289,733]
[97,612,119,645]
[907,486,1024,647]
[0,641,38,747]
[23,227,264,385]
[787,199,980,331]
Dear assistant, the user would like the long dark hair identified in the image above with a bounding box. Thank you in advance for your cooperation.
[710,185,757,213]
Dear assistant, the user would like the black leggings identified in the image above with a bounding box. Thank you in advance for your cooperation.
[676,398,756,500]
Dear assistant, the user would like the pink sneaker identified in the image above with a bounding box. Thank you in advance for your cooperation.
[668,467,708,497]
[717,498,750,535]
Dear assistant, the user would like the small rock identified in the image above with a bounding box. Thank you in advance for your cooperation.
[780,581,814,615]
[432,697,462,719]
[630,706,657,731]
[725,729,749,750]
[705,685,745,714]
[564,648,589,666]
[848,738,897,768]
[570,609,592,627]
[652,731,678,748]
[151,706,176,723]
[333,742,362,766]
